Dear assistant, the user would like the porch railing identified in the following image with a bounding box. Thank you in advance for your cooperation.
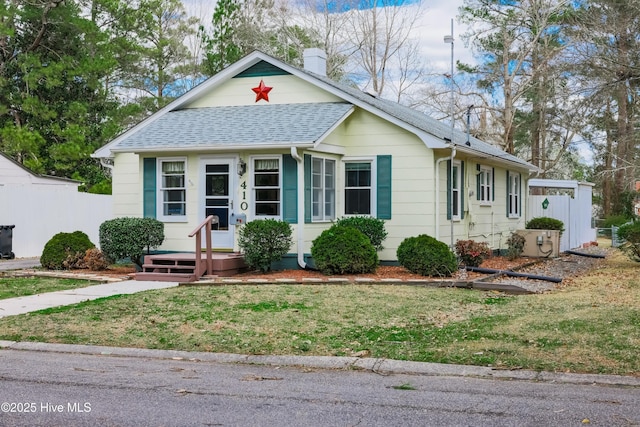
[188,215,217,278]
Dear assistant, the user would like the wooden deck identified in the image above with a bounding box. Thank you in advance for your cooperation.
[135,252,246,282]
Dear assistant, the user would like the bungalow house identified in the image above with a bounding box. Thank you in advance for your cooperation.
[92,49,537,281]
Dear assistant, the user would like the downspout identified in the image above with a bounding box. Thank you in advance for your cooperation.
[99,158,114,173]
[291,147,307,269]
[434,145,456,242]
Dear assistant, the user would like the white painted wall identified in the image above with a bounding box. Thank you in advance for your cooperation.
[0,185,112,258]
[0,153,81,188]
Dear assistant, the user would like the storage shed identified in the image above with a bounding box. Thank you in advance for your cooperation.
[527,179,596,252]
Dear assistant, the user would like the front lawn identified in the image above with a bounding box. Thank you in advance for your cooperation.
[0,277,98,300]
[0,251,638,376]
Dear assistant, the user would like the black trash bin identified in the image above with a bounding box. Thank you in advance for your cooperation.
[0,225,15,259]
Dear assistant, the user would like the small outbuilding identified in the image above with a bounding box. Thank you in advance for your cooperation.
[527,179,597,252]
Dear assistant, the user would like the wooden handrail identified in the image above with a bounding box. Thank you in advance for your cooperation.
[188,215,217,277]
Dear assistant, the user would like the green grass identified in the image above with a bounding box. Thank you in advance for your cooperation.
[0,277,98,300]
[0,251,638,376]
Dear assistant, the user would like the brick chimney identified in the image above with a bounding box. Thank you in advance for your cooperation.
[303,48,327,77]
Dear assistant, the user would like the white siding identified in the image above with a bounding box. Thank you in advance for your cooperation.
[0,186,112,257]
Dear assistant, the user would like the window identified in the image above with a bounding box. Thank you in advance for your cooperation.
[478,166,493,204]
[312,157,335,221]
[158,159,186,220]
[508,172,521,217]
[451,161,461,219]
[345,161,372,215]
[254,157,280,217]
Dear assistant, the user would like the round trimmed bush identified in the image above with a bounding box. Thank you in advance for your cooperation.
[40,231,95,270]
[334,216,388,251]
[99,217,164,268]
[396,234,458,277]
[238,219,293,272]
[311,225,378,275]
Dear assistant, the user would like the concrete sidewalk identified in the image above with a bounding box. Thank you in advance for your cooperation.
[0,280,178,318]
[0,257,41,271]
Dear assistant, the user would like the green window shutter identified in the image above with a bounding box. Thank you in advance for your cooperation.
[143,158,156,218]
[282,154,298,223]
[460,161,465,220]
[446,160,452,220]
[506,170,510,218]
[518,172,522,217]
[476,164,481,201]
[376,155,392,219]
[492,167,495,201]
[304,154,312,223]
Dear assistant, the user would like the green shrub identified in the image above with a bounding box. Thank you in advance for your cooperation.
[238,219,293,272]
[40,231,95,270]
[454,239,492,267]
[334,216,388,251]
[602,215,631,228]
[99,217,164,268]
[505,232,526,260]
[616,221,640,262]
[396,234,458,277]
[311,225,378,275]
[525,217,565,235]
[88,179,112,195]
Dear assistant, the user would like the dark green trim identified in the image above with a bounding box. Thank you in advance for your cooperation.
[506,170,510,218]
[234,61,291,78]
[506,170,522,218]
[304,154,312,223]
[492,167,495,201]
[282,154,298,223]
[518,172,522,217]
[143,158,156,218]
[376,155,392,219]
[460,161,465,220]
[476,164,481,201]
[446,160,452,220]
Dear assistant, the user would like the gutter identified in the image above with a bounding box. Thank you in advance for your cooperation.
[111,143,317,155]
[290,147,307,269]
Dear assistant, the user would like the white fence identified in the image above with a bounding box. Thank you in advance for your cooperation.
[527,180,596,252]
[0,185,113,258]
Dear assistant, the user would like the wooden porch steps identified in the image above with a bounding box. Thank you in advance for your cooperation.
[135,252,246,282]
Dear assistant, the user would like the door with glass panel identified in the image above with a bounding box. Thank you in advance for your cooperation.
[202,159,235,250]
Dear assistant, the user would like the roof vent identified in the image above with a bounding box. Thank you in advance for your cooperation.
[303,48,327,77]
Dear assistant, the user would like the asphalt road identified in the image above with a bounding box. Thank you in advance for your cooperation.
[0,348,638,426]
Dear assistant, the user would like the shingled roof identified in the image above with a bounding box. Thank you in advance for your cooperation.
[96,51,536,171]
[303,70,534,170]
[110,103,354,152]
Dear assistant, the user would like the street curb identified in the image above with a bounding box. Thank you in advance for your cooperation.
[1,340,638,387]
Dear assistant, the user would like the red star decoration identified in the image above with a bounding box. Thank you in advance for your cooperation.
[251,79,272,102]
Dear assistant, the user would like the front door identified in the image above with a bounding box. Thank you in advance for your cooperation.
[201,158,236,250]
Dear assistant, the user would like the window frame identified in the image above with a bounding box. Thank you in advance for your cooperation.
[157,157,187,222]
[508,171,521,218]
[451,160,462,220]
[478,165,493,205]
[343,157,377,217]
[311,156,336,222]
[251,155,282,219]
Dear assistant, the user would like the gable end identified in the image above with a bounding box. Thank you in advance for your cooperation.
[235,61,291,78]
